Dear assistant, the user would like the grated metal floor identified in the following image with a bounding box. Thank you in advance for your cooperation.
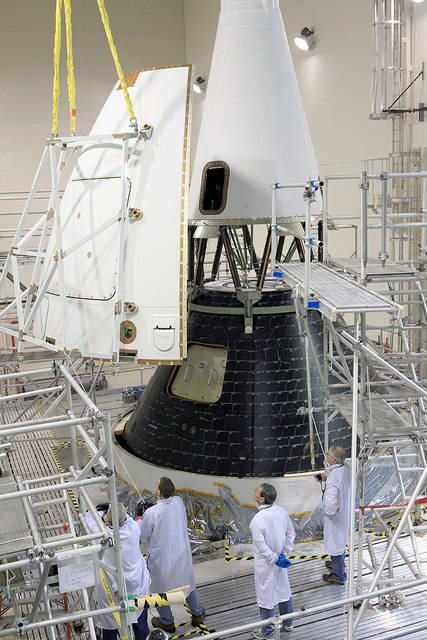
[2,392,427,640]
[193,539,427,640]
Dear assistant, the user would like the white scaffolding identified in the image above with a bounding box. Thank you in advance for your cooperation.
[270,170,427,639]
[0,364,132,640]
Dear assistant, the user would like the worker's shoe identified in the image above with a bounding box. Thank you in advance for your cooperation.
[151,617,176,633]
[322,572,345,586]
[325,559,333,571]
[191,608,206,626]
[252,630,274,639]
[282,624,294,632]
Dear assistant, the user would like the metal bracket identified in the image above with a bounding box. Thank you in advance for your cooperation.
[139,124,153,140]
[236,289,262,334]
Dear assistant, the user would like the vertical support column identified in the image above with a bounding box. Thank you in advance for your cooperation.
[346,312,360,639]
[304,330,316,470]
[113,137,130,364]
[304,196,313,310]
[317,221,323,262]
[270,183,278,276]
[380,172,389,264]
[322,316,329,455]
[104,414,130,639]
[322,178,329,264]
[49,143,70,351]
[360,171,369,283]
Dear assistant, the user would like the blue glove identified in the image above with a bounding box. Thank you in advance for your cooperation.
[276,554,291,568]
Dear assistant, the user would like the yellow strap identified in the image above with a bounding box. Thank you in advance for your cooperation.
[99,567,122,627]
[52,0,63,136]
[63,0,76,133]
[96,0,136,125]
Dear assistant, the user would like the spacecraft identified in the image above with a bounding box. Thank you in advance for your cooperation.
[113,0,350,511]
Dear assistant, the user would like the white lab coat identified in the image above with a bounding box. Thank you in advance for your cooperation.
[249,504,295,609]
[138,495,196,593]
[323,463,351,556]
[85,511,150,630]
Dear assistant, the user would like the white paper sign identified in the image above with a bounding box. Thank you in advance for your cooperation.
[58,559,96,593]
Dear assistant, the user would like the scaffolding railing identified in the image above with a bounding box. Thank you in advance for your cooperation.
[0,364,130,640]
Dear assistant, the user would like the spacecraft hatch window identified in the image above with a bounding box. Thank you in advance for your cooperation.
[167,342,227,403]
[199,161,230,215]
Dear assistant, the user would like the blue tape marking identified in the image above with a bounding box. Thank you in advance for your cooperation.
[274,182,280,189]
[307,301,320,309]
[273,271,283,277]
[311,180,319,191]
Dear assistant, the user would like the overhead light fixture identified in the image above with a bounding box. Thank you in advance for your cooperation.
[412,0,424,3]
[294,27,315,51]
[193,76,206,94]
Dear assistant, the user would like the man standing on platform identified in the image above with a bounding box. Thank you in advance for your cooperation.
[316,444,351,585]
[138,477,205,633]
[250,483,295,638]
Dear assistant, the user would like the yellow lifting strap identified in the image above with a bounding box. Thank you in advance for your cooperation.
[52,0,77,135]
[52,0,62,137]
[96,0,137,128]
[64,0,76,133]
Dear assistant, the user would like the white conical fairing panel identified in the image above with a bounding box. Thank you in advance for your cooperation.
[189,0,320,222]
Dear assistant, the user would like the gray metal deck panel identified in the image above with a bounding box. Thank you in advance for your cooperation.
[277,263,401,318]
[332,394,420,441]
[329,259,425,282]
[196,537,427,640]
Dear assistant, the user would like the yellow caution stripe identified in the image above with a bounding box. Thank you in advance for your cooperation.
[224,543,354,562]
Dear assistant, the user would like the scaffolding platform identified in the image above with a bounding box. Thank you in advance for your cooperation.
[277,263,402,321]
[0,475,33,557]
[332,394,424,445]
[329,258,427,283]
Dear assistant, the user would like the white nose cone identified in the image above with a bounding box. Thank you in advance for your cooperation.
[189,0,320,222]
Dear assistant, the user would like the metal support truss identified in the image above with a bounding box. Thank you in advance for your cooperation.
[0,132,137,361]
[0,364,132,640]
[270,168,427,639]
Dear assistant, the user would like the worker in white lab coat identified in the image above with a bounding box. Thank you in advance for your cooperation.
[249,483,295,639]
[138,477,205,633]
[316,444,351,585]
[85,502,150,640]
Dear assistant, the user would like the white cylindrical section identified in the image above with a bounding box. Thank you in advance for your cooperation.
[189,0,320,222]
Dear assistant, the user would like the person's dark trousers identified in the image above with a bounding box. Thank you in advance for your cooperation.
[259,597,293,635]
[330,553,347,582]
[102,610,149,640]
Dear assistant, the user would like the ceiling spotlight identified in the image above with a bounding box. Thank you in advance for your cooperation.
[294,27,315,51]
[412,0,424,3]
[193,76,206,94]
